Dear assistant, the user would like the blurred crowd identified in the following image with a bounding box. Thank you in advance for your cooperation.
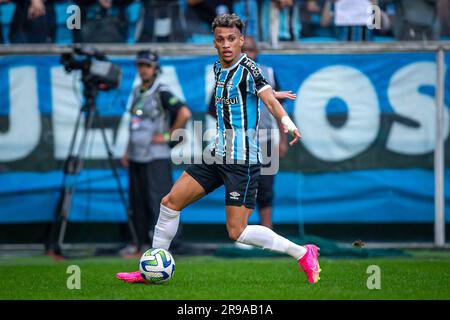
[0,0,448,44]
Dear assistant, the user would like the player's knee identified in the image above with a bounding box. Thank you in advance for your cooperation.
[228,226,245,241]
[161,193,180,211]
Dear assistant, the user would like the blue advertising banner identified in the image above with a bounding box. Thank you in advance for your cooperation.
[0,52,449,223]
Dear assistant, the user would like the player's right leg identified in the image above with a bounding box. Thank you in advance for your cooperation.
[116,171,207,283]
[117,163,222,284]
[152,171,208,250]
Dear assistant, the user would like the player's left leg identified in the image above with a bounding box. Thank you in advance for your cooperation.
[222,162,321,284]
[226,205,321,284]
[226,205,306,260]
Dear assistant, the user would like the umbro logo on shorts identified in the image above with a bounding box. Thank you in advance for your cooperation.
[229,191,240,200]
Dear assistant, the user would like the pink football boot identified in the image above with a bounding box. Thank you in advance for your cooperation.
[116,271,146,284]
[298,244,321,284]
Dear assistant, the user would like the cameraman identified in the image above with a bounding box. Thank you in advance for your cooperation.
[120,50,192,257]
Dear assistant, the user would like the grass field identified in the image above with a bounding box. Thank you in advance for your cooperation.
[0,251,449,300]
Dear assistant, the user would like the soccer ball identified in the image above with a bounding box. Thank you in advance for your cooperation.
[139,248,175,284]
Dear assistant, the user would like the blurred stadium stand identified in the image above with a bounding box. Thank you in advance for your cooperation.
[0,0,449,44]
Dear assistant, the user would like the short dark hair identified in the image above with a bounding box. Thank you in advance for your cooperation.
[212,13,245,34]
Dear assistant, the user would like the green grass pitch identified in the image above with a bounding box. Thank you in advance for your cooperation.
[0,251,449,300]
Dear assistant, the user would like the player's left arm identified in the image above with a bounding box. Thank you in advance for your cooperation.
[258,88,301,146]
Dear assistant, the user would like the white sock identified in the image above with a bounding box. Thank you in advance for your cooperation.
[152,204,180,250]
[237,225,307,260]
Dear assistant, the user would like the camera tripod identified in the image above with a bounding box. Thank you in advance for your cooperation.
[46,84,139,256]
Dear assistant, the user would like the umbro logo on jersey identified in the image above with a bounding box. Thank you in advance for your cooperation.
[229,191,240,200]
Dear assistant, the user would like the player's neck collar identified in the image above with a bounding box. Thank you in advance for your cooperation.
[220,53,246,71]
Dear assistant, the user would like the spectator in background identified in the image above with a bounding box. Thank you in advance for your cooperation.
[274,0,301,41]
[187,0,233,25]
[321,0,385,41]
[260,0,300,44]
[300,0,335,39]
[9,0,57,43]
[438,0,450,38]
[0,0,9,43]
[390,0,440,41]
[185,0,233,42]
[234,0,259,39]
[120,50,192,256]
[74,0,133,43]
[371,0,396,39]
[137,0,187,43]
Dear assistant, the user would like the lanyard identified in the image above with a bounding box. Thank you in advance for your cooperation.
[132,89,147,117]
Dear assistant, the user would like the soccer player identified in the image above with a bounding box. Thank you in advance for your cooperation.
[117,13,321,284]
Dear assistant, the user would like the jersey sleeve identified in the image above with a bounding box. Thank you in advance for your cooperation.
[249,64,271,95]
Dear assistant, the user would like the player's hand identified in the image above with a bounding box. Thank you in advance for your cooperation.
[289,129,301,146]
[28,0,46,20]
[274,90,296,101]
[283,126,301,146]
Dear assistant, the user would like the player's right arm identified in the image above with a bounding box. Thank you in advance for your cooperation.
[248,60,300,146]
[258,88,301,146]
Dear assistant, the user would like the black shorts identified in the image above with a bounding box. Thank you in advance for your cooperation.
[185,161,261,209]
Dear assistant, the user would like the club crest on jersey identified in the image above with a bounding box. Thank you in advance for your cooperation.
[216,81,234,90]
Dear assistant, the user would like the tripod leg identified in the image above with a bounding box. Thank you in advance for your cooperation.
[96,112,141,249]
[52,105,96,254]
[46,108,85,254]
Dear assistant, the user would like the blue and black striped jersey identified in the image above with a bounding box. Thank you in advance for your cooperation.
[212,53,272,164]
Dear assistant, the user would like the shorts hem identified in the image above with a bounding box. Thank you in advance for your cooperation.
[225,202,255,209]
[184,169,212,194]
